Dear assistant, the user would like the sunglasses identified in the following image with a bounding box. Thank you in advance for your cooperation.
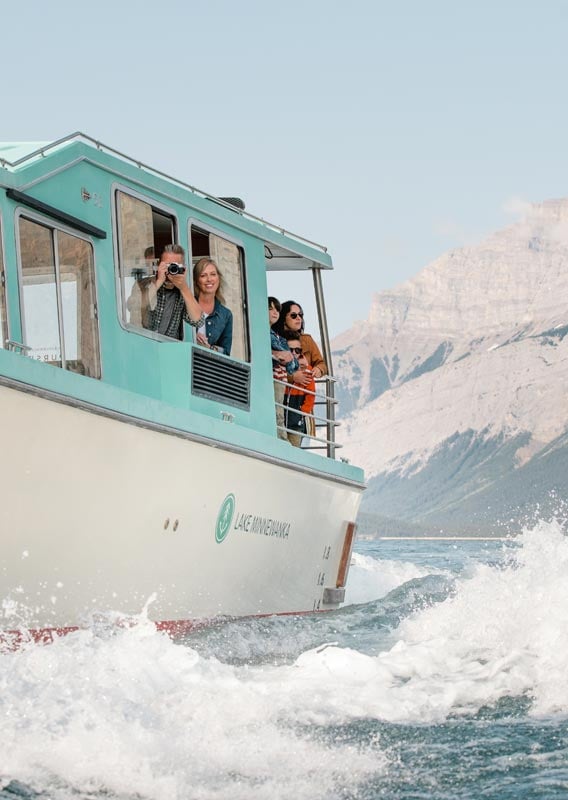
[288,311,304,319]
[289,347,303,355]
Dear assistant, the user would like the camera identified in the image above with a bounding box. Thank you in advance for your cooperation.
[167,263,186,275]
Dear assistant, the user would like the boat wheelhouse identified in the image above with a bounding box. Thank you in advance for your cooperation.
[0,133,364,642]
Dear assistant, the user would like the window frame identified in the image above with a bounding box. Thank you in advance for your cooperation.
[112,183,181,341]
[0,210,9,348]
[14,208,102,375]
[188,217,250,363]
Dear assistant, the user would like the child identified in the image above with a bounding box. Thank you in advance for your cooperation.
[283,334,316,447]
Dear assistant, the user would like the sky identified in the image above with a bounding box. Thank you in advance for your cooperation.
[2,0,568,337]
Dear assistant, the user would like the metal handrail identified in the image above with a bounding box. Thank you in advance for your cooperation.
[274,374,341,458]
[5,340,32,354]
[1,132,328,256]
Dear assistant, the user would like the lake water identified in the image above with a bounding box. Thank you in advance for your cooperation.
[1,519,567,799]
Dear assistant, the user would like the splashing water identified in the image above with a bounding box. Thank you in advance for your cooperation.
[1,520,567,799]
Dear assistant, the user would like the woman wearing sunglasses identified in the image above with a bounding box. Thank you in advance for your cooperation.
[274,300,327,381]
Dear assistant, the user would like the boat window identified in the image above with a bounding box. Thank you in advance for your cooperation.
[0,218,7,347]
[116,191,176,331]
[18,216,101,378]
[190,224,249,362]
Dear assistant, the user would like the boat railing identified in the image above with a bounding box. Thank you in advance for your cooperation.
[0,132,329,258]
[4,340,32,354]
[274,375,341,459]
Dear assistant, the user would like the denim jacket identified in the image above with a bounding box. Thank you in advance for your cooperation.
[201,299,233,355]
[270,330,299,374]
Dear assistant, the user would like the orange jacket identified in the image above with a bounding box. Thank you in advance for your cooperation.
[300,333,327,376]
[286,376,316,415]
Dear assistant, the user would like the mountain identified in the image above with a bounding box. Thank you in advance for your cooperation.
[333,199,568,536]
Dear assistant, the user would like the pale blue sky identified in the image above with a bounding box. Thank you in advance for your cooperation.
[2,0,568,335]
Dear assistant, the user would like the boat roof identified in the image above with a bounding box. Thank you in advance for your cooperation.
[0,133,330,266]
[0,142,51,163]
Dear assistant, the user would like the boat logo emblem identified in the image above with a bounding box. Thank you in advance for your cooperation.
[215,493,236,543]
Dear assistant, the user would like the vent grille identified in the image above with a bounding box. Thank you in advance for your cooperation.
[191,348,250,410]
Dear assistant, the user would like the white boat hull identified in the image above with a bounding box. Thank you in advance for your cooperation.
[0,383,362,636]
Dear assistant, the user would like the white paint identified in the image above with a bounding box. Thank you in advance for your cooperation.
[0,384,362,631]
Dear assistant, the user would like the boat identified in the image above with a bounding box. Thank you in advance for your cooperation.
[0,133,365,644]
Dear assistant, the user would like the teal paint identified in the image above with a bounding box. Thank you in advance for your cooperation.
[0,134,363,485]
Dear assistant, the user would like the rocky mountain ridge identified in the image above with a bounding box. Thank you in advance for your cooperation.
[333,199,568,535]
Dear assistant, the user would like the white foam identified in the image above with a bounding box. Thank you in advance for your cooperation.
[2,520,567,798]
[344,550,430,605]
[269,520,568,724]
[0,613,382,800]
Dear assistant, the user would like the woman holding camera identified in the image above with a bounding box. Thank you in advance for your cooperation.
[192,257,233,355]
[129,244,205,340]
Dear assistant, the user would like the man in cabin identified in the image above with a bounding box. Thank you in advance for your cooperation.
[127,244,205,340]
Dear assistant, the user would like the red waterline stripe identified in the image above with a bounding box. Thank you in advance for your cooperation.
[1,609,330,651]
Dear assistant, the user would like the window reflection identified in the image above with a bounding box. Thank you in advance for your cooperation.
[18,217,100,378]
[20,218,61,365]
[58,230,100,377]
[0,220,8,347]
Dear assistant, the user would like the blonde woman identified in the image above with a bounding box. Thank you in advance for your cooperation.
[192,258,233,355]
